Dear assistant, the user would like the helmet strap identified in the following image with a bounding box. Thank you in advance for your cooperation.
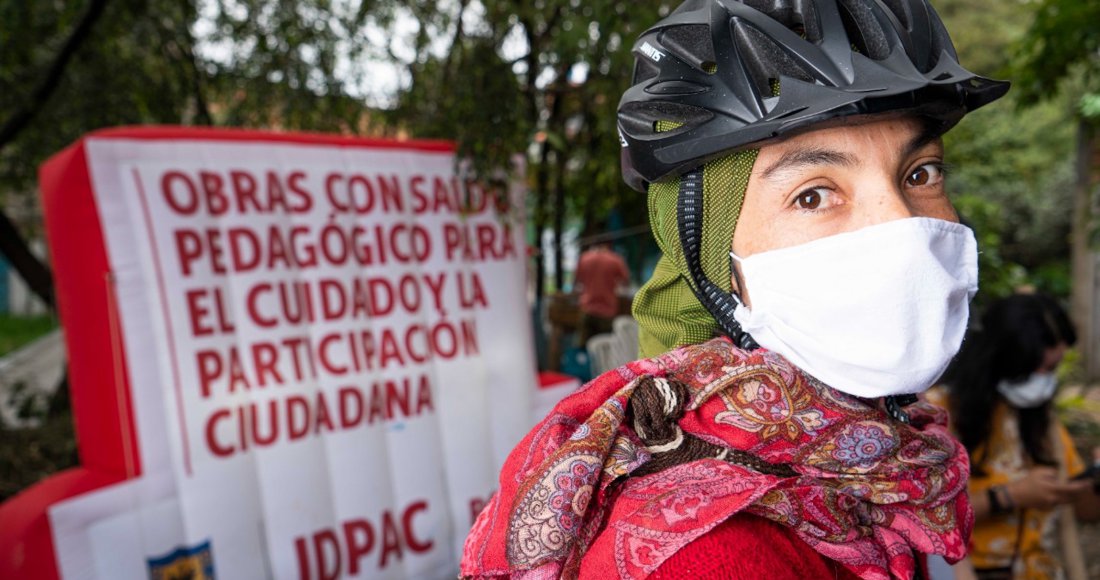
[884,394,919,424]
[676,168,759,351]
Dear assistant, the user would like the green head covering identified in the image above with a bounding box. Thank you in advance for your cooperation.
[632,150,759,357]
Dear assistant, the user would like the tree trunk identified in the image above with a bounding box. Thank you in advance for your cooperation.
[0,0,111,311]
[1070,118,1099,383]
[521,17,543,304]
[0,210,53,308]
[552,152,567,292]
[532,134,551,370]
[533,136,552,305]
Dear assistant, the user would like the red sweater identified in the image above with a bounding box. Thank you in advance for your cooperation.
[647,513,859,579]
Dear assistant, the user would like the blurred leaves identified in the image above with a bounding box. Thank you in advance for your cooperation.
[389,0,671,211]
[1,0,673,291]
[936,0,1081,301]
[385,0,673,290]
[945,97,1075,272]
[952,194,1028,305]
[0,0,205,194]
[1010,0,1100,107]
[390,33,529,178]
[198,0,390,132]
[1081,93,1100,120]
[0,0,1091,297]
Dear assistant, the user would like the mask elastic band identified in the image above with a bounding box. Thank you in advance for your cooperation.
[728,251,748,308]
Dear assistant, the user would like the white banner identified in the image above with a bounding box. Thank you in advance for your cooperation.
[48,135,536,579]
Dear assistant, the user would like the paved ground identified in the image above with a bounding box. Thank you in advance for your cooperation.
[0,329,65,428]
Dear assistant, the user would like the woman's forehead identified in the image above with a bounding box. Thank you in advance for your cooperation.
[762,115,927,150]
[753,116,941,172]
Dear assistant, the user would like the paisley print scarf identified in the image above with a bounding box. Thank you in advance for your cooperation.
[461,338,972,580]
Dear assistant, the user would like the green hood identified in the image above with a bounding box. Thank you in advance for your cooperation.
[632,150,759,357]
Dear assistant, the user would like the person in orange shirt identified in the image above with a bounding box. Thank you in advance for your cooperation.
[573,240,629,345]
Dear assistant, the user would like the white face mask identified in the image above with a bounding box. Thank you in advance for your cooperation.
[731,217,978,399]
[997,372,1057,409]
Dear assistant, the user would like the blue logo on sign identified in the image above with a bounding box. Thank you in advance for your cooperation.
[147,540,215,580]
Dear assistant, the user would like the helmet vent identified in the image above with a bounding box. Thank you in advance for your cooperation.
[879,0,912,30]
[660,24,716,71]
[742,0,822,43]
[734,23,814,95]
[620,101,714,138]
[837,0,892,60]
[923,14,955,73]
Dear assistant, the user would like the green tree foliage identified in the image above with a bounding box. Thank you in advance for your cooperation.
[198,0,390,132]
[936,0,1078,299]
[945,100,1075,267]
[1011,0,1100,107]
[1,0,1086,303]
[1009,0,1100,379]
[0,0,408,305]
[389,0,673,291]
[0,0,204,193]
[0,0,213,306]
[391,34,529,176]
[4,1,653,299]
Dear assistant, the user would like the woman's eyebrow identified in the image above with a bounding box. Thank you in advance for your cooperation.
[759,147,858,181]
[904,127,943,158]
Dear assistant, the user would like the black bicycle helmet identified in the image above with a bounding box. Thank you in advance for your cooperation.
[618,0,1010,191]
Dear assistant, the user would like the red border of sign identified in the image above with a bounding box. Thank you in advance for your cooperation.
[83,125,456,152]
[0,127,456,580]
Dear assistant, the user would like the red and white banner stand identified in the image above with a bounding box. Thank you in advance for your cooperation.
[0,127,538,579]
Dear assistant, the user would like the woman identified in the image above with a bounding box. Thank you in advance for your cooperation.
[462,0,1009,578]
[934,293,1100,579]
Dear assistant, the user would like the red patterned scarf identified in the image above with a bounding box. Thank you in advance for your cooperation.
[461,338,972,580]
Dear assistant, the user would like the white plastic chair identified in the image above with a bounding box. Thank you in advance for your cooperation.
[613,315,639,360]
[587,333,625,376]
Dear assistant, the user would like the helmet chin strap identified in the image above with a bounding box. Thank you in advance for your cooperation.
[675,168,759,351]
[677,168,918,422]
[885,394,919,424]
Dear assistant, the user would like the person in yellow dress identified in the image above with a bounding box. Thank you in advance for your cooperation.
[928,293,1100,580]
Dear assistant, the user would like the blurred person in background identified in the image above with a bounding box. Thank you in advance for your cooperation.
[574,235,630,345]
[462,0,1010,577]
[931,293,1100,580]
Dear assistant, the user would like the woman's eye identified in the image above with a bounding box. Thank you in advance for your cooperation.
[795,188,826,210]
[905,163,945,187]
